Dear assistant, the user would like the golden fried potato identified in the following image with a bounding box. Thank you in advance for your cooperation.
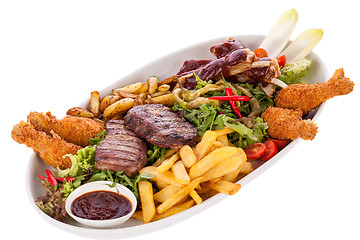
[138,181,156,223]
[103,98,134,118]
[89,91,101,117]
[66,107,95,118]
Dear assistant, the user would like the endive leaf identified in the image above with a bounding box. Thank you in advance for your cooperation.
[259,8,299,58]
[279,29,324,63]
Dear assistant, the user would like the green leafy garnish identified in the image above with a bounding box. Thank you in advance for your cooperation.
[279,58,311,85]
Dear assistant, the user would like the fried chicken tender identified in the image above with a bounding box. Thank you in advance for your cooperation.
[27,112,105,147]
[11,121,81,169]
[275,68,354,115]
[261,107,318,140]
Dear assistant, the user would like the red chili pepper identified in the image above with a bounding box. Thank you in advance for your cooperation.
[208,95,249,101]
[56,177,74,183]
[225,87,242,118]
[45,169,58,187]
[37,175,48,181]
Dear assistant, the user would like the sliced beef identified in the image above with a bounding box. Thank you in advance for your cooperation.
[124,104,199,149]
[95,120,148,177]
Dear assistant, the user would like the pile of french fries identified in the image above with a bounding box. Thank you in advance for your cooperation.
[66,76,175,121]
[133,128,254,223]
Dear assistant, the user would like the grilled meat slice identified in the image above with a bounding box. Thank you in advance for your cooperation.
[95,120,148,177]
[124,104,199,149]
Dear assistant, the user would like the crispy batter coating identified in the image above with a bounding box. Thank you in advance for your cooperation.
[11,121,81,169]
[27,112,105,147]
[275,68,354,115]
[261,107,318,140]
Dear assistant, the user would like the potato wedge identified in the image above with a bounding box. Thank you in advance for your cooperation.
[203,180,241,195]
[89,91,101,117]
[189,147,242,179]
[113,89,139,98]
[150,93,175,107]
[103,97,134,118]
[66,107,95,118]
[99,95,122,112]
[138,181,156,223]
[115,82,142,93]
[157,84,170,92]
[140,166,183,187]
[179,145,197,168]
[147,77,158,94]
[133,82,149,94]
[172,161,190,185]
[157,177,202,214]
[194,130,217,161]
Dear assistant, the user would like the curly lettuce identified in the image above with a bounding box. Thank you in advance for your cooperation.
[279,58,311,85]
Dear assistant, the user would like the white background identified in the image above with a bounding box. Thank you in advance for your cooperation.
[1,1,359,239]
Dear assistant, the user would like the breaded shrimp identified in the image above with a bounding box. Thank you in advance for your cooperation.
[275,68,354,115]
[261,107,318,140]
[27,112,105,147]
[11,121,81,169]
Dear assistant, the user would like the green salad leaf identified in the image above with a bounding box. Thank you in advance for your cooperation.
[279,58,311,85]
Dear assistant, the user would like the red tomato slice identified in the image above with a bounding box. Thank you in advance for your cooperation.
[254,48,268,58]
[277,55,286,68]
[268,138,291,151]
[259,140,278,161]
[244,143,266,159]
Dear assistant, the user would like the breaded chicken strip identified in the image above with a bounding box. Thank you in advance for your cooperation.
[11,121,81,169]
[261,107,318,140]
[275,68,354,115]
[27,112,105,147]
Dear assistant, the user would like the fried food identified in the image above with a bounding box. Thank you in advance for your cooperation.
[27,111,105,147]
[275,68,354,115]
[11,121,81,169]
[261,107,318,140]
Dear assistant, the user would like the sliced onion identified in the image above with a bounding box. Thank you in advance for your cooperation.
[271,78,288,89]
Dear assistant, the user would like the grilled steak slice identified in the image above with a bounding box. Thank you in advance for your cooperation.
[95,120,148,177]
[124,104,199,149]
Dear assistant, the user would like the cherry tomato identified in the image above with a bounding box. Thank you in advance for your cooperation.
[268,138,291,151]
[277,55,286,68]
[244,143,266,159]
[259,140,278,161]
[254,48,268,58]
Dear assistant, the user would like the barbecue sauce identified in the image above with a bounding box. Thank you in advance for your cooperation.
[71,190,132,220]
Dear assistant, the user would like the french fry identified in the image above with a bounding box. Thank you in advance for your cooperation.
[172,161,190,185]
[150,93,175,106]
[147,77,158,94]
[157,177,202,214]
[140,166,183,187]
[131,211,143,221]
[222,167,242,182]
[152,200,194,221]
[103,97,135,118]
[213,141,225,148]
[89,91,101,117]
[179,145,197,168]
[199,152,247,183]
[66,107,95,118]
[203,180,241,195]
[99,95,121,112]
[216,134,229,146]
[155,181,168,190]
[138,181,156,223]
[153,185,181,202]
[194,130,217,160]
[189,147,242,179]
[157,152,180,173]
[240,161,254,174]
[189,190,202,204]
[213,127,235,137]
[115,82,142,93]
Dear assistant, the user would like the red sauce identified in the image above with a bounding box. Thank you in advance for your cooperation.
[71,190,132,220]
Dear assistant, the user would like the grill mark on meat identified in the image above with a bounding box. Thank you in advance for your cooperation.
[124,104,199,149]
[95,120,148,177]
